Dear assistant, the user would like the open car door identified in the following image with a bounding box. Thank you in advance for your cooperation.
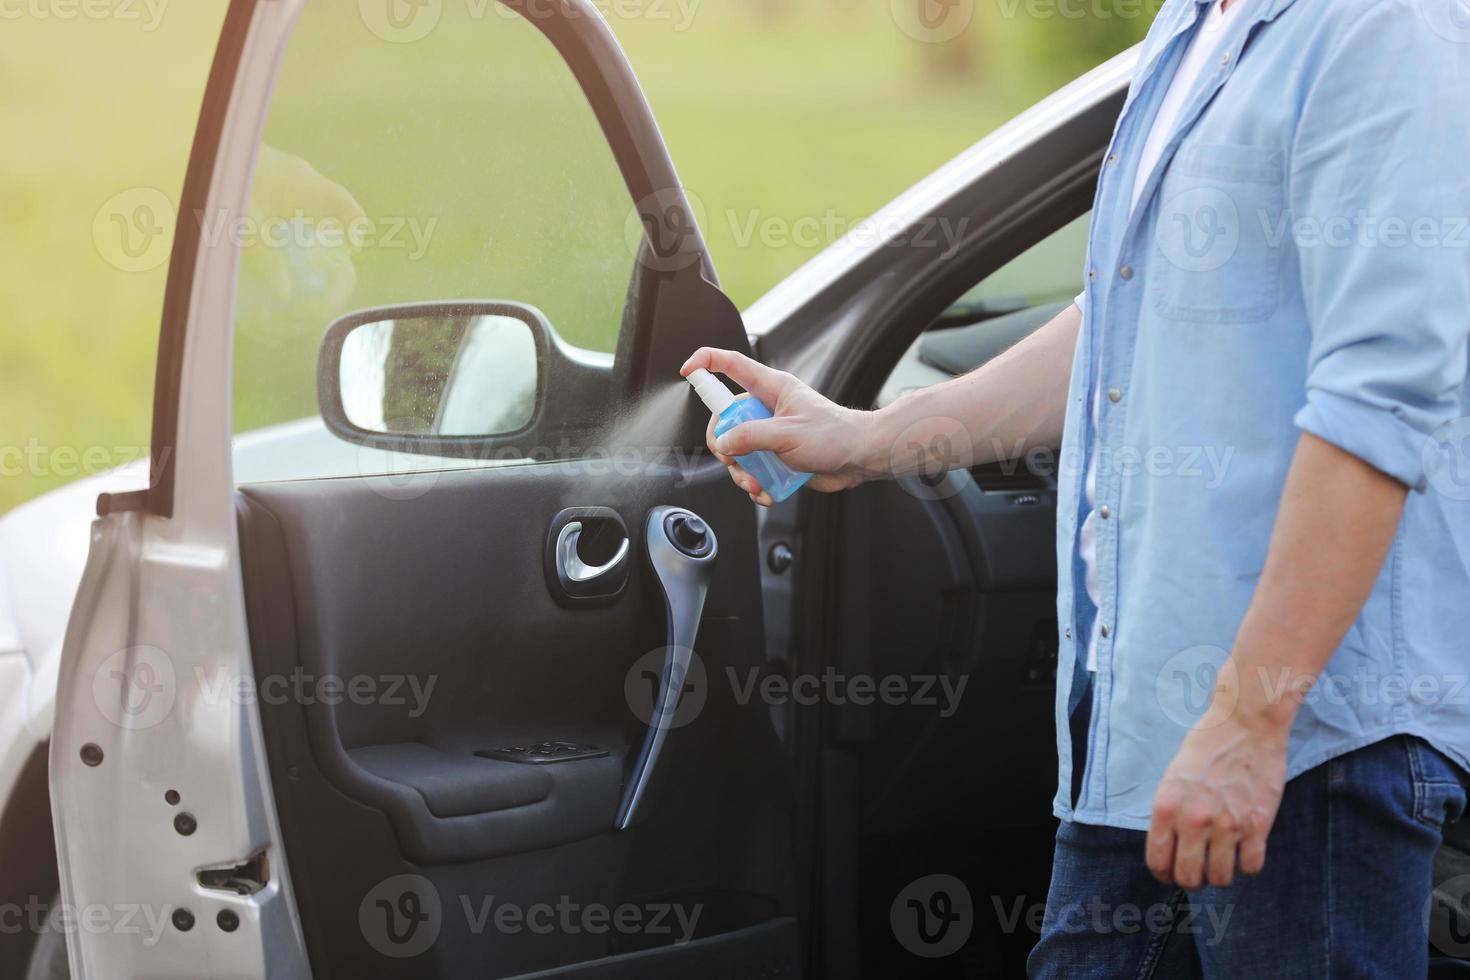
[51,2,801,977]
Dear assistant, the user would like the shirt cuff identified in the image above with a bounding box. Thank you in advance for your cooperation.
[1074,290,1087,317]
[1293,389,1431,492]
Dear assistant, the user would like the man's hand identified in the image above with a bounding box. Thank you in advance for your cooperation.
[680,306,1083,505]
[1146,680,1290,889]
[680,347,882,506]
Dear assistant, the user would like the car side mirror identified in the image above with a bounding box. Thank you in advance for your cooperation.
[318,300,611,458]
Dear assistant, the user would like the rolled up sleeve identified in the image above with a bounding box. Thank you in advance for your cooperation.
[1289,2,1470,491]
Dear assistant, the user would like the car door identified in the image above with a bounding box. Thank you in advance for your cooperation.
[51,2,800,978]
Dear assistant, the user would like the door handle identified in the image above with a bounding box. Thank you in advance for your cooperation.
[544,507,632,606]
[616,506,717,830]
[556,521,630,584]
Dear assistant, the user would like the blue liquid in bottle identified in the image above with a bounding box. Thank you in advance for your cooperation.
[687,368,813,503]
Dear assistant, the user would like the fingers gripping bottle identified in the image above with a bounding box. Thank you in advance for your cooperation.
[686,368,813,503]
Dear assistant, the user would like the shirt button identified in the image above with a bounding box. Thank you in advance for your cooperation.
[1221,52,1231,65]
[1100,624,1111,638]
[1108,388,1122,403]
[1088,268,1097,281]
[1064,627,1073,640]
[1107,154,1118,165]
[1099,505,1112,520]
[1119,265,1134,280]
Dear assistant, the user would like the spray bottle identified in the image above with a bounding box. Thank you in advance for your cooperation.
[686,368,813,503]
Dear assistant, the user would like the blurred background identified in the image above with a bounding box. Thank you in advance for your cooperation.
[0,0,1152,514]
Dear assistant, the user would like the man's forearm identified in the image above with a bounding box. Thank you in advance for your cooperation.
[1212,433,1409,730]
[1148,432,1409,889]
[862,303,1082,479]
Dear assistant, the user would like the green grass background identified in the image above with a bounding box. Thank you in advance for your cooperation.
[0,0,1150,513]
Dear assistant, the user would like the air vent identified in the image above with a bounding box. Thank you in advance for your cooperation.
[970,461,1053,493]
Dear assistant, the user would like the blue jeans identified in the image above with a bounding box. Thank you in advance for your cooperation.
[1028,736,1469,978]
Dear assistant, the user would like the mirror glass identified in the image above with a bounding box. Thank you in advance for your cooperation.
[338,312,538,437]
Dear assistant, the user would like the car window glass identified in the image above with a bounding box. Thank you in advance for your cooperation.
[956,214,1090,313]
[878,212,1091,410]
[230,6,640,483]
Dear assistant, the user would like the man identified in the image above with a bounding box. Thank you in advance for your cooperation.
[681,0,1470,972]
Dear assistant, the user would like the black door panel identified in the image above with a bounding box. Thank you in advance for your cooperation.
[237,462,796,977]
[828,475,1060,975]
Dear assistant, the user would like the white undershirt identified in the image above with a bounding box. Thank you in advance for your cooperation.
[1077,0,1240,671]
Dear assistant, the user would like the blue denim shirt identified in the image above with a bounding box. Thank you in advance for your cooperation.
[1057,0,1470,829]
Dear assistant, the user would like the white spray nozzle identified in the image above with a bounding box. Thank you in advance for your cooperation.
[685,368,736,414]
